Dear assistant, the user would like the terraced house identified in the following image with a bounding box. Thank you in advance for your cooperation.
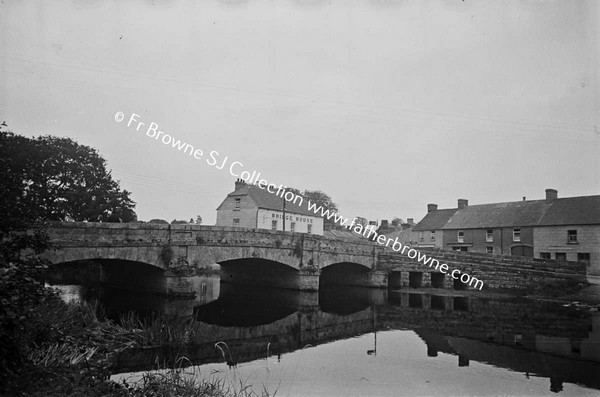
[412,204,459,249]
[412,189,600,280]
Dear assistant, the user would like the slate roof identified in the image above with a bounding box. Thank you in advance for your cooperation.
[434,195,600,230]
[325,229,366,240]
[538,195,600,226]
[443,200,550,229]
[220,184,317,217]
[412,208,459,231]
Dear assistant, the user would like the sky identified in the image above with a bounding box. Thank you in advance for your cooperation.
[1,0,599,225]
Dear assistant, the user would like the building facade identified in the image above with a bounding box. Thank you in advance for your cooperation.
[441,197,543,256]
[412,204,459,249]
[533,195,600,275]
[216,179,324,235]
[413,189,600,277]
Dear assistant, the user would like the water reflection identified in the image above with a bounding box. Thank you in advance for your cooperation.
[194,283,300,326]
[52,278,600,394]
[48,275,221,320]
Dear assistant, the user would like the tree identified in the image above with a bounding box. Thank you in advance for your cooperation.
[195,215,203,225]
[148,219,169,224]
[171,219,188,224]
[0,131,136,224]
[354,217,368,227]
[284,187,302,197]
[303,190,339,226]
[392,217,404,226]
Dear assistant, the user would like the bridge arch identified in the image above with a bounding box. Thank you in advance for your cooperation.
[218,258,302,290]
[41,246,167,270]
[196,247,301,270]
[45,258,166,293]
[320,261,373,288]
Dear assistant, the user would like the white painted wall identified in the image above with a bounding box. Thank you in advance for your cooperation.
[257,209,324,235]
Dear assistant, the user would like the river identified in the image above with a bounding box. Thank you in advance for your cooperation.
[51,277,600,396]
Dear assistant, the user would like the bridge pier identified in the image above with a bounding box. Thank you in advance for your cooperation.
[298,270,320,291]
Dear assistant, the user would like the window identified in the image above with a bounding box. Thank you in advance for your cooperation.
[419,232,424,241]
[457,230,464,243]
[233,218,239,227]
[271,220,277,230]
[430,231,436,240]
[540,252,551,259]
[234,198,241,211]
[486,247,493,254]
[486,229,493,242]
[555,252,566,262]
[513,228,521,242]
[290,222,296,232]
[307,224,312,234]
[578,253,591,266]
[568,230,578,243]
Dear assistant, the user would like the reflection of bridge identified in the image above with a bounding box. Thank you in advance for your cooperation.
[42,222,587,293]
[112,288,600,392]
[114,304,378,372]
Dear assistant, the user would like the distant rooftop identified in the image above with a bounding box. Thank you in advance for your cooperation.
[416,190,600,230]
[413,208,459,231]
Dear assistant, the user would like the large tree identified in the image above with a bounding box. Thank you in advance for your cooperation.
[0,131,136,228]
[302,190,339,227]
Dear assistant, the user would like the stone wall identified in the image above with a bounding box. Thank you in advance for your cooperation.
[378,248,587,290]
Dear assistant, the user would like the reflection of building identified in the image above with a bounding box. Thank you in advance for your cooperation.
[216,179,324,235]
[385,293,600,393]
[412,189,600,277]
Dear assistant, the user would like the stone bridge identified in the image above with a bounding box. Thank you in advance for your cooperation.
[41,222,587,293]
[41,222,385,292]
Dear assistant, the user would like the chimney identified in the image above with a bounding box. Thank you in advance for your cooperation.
[458,199,468,209]
[523,196,526,201]
[407,218,414,225]
[381,220,389,227]
[545,188,558,203]
[427,203,438,213]
[234,178,246,190]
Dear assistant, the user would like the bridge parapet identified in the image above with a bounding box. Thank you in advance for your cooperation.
[43,222,381,272]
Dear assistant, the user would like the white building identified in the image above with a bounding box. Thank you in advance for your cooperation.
[216,179,324,235]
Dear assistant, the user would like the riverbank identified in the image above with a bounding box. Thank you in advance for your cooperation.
[2,296,270,397]
[0,262,267,397]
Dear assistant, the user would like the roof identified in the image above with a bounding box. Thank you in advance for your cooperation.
[538,195,600,226]
[435,195,600,230]
[443,200,549,229]
[219,183,317,217]
[413,208,459,231]
[324,229,365,240]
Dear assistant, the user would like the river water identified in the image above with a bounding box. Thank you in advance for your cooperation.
[51,278,600,396]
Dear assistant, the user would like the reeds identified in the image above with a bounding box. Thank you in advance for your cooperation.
[119,354,278,397]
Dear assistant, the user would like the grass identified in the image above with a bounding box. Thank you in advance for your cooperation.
[5,294,274,396]
[119,361,278,397]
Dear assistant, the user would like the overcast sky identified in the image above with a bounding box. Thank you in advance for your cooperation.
[2,0,598,224]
